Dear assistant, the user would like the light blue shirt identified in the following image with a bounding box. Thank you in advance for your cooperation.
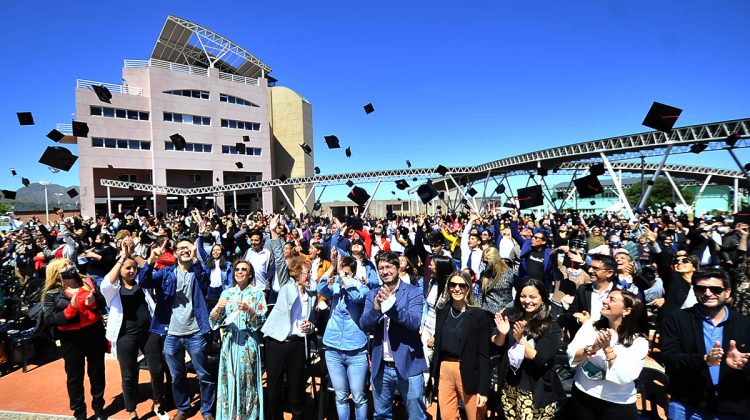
[695,305,729,387]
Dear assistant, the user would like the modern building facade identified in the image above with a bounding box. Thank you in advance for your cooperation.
[65,15,312,217]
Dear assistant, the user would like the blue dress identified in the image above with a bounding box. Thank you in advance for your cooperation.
[210,285,267,420]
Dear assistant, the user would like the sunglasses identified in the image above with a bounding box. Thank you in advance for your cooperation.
[673,257,690,264]
[694,285,726,295]
[234,266,250,272]
[449,282,469,291]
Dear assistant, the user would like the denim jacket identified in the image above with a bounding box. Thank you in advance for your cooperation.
[138,262,211,336]
[317,275,369,351]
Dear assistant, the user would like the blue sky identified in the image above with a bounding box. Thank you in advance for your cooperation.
[2,0,749,203]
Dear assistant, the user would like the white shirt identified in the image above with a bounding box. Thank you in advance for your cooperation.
[244,247,273,290]
[681,285,698,309]
[382,315,394,362]
[590,282,615,322]
[289,288,310,337]
[311,258,321,284]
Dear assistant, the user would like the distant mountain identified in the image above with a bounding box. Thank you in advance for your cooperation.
[0,183,80,212]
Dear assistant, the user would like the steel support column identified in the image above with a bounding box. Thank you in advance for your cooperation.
[107,186,112,216]
[601,153,635,220]
[362,177,383,216]
[637,144,674,213]
[663,171,688,207]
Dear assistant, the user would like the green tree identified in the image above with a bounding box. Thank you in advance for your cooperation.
[0,202,13,214]
[625,178,694,211]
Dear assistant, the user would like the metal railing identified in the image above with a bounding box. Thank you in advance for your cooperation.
[76,79,144,96]
[56,123,72,134]
[218,72,258,86]
[124,59,209,77]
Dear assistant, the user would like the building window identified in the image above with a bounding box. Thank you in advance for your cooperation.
[90,106,149,121]
[163,112,211,126]
[219,93,259,107]
[188,174,202,183]
[118,174,137,182]
[220,119,261,131]
[163,89,210,99]
[245,175,258,182]
[92,137,150,150]
[164,141,213,153]
[221,145,262,156]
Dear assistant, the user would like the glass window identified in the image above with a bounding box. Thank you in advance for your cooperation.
[128,140,140,149]
[183,115,193,124]
[184,143,194,152]
[221,119,228,128]
[203,117,211,125]
[118,175,130,181]
[204,144,212,153]
[163,113,172,122]
[115,109,126,119]
[103,107,115,118]
[90,106,102,116]
[141,142,151,150]
[139,112,149,121]
[127,110,139,120]
[201,91,209,99]
[173,114,183,123]
[222,145,230,153]
[117,139,128,148]
[220,94,227,102]
[104,138,116,148]
[229,120,237,129]
[92,138,104,147]
[165,142,174,150]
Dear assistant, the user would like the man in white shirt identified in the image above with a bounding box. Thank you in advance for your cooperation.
[243,230,275,301]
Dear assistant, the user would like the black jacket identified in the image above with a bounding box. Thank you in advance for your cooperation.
[653,249,693,319]
[430,305,491,396]
[660,306,750,415]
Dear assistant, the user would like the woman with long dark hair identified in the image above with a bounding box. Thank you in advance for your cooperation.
[398,254,422,288]
[42,258,107,420]
[422,255,454,369]
[197,232,232,300]
[478,247,514,314]
[493,278,565,419]
[566,290,648,419]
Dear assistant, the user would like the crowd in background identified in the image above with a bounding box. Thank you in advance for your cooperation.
[2,201,750,420]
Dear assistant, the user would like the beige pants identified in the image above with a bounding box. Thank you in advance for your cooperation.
[437,360,487,420]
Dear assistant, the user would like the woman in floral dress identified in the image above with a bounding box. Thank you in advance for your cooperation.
[209,259,267,420]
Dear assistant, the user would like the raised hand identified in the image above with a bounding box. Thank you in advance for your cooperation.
[494,309,510,336]
[512,320,527,343]
[706,340,724,367]
[84,289,96,307]
[726,340,749,370]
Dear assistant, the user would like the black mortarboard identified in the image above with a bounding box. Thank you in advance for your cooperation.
[503,201,517,209]
[406,160,412,168]
[235,162,243,169]
[495,184,506,194]
[313,201,322,211]
[517,185,544,210]
[642,101,682,132]
[314,166,321,175]
[345,147,352,158]
[556,191,565,199]
[39,146,78,171]
[324,135,340,149]
[590,200,596,206]
[91,85,112,103]
[17,112,34,125]
[216,177,220,181]
[364,103,374,114]
[67,188,79,198]
[391,191,396,195]
[10,168,16,176]
[47,129,65,142]
[52,207,60,212]
[438,191,445,199]
[573,174,604,198]
[347,186,371,207]
[234,142,245,154]
[726,132,742,148]
[107,164,114,169]
[128,185,135,191]
[537,167,548,177]
[279,174,288,182]
[689,143,707,154]
[243,135,250,142]
[436,165,449,176]
[72,121,89,137]
[416,182,438,204]
[744,163,750,172]
[646,180,655,186]
[300,143,312,156]
[467,187,478,197]
[412,177,418,182]
[395,179,409,190]
[21,177,30,187]
[461,198,468,205]
[733,207,750,224]
[170,133,186,150]
[2,190,16,200]
[590,163,606,176]
[346,180,355,188]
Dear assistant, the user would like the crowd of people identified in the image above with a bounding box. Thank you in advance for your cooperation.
[2,201,750,420]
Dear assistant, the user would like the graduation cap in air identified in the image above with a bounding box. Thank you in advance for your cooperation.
[91,85,112,104]
[235,142,246,154]
[324,135,340,149]
[733,206,750,224]
[347,186,371,207]
[21,177,30,187]
[279,174,288,182]
[72,121,89,137]
[494,184,506,194]
[436,165,449,176]
[412,177,418,182]
[313,201,322,211]
[47,129,65,142]
[10,168,16,176]
[1,190,16,200]
[364,103,374,114]
[107,164,114,169]
[573,174,604,198]
[17,112,34,126]
[467,187,478,197]
[589,163,605,176]
[345,147,352,158]
[537,167,549,177]
[391,191,396,195]
[67,188,79,198]
[517,185,544,210]
[243,135,250,142]
[39,146,78,172]
[235,162,244,169]
[346,180,355,188]
[642,101,682,132]
[646,180,655,186]
[170,133,186,150]
[128,185,135,192]
[689,143,708,154]
[406,160,412,168]
[416,181,438,204]
[726,132,742,148]
[744,163,750,172]
[300,143,312,156]
[395,179,410,190]
[314,166,321,175]
[556,191,565,200]
[461,198,469,206]
[590,200,596,206]
[438,191,445,199]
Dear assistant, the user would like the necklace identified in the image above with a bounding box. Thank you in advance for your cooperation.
[450,305,465,319]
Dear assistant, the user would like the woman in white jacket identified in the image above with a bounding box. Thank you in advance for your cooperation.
[100,240,168,420]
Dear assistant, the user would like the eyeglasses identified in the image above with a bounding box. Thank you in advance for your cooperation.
[532,235,545,240]
[673,257,690,264]
[175,246,189,251]
[449,282,469,291]
[589,265,610,272]
[234,266,249,272]
[694,285,727,295]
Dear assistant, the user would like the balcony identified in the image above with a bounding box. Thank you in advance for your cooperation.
[76,79,144,96]
[124,58,259,86]
[52,123,76,144]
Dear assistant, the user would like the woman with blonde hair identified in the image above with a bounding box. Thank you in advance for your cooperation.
[478,247,515,315]
[42,258,107,420]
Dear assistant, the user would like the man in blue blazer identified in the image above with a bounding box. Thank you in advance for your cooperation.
[360,252,427,420]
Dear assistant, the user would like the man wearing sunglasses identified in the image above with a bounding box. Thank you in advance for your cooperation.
[661,268,750,419]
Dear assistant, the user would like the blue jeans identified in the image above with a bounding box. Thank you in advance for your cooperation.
[371,363,426,420]
[668,401,746,420]
[325,348,369,420]
[164,333,216,417]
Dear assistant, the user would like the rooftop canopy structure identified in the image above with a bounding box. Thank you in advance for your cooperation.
[151,15,272,79]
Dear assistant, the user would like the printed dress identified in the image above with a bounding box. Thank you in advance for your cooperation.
[210,285,267,420]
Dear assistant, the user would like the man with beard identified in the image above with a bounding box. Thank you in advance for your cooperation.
[661,268,750,419]
[360,252,427,419]
[242,229,275,301]
[141,240,215,420]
